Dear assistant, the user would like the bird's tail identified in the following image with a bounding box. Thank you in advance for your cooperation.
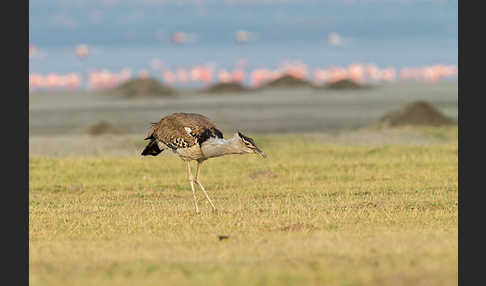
[141,140,163,156]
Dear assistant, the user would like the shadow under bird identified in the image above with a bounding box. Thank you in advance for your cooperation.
[141,112,266,213]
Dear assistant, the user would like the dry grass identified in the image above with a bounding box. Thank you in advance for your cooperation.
[29,130,458,286]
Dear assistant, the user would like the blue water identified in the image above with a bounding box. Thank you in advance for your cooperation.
[29,0,457,77]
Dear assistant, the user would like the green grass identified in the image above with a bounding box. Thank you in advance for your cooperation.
[29,131,458,286]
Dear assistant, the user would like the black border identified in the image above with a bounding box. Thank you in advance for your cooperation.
[4,0,29,284]
[458,1,478,286]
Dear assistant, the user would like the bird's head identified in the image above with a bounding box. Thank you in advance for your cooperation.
[234,131,267,158]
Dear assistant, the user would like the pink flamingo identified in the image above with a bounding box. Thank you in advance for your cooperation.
[75,44,89,60]
[162,70,176,84]
[328,67,348,83]
[199,67,213,85]
[177,69,189,83]
[250,69,270,87]
[138,70,149,79]
[218,69,231,83]
[366,64,380,81]
[348,63,365,83]
[382,68,396,82]
[313,68,330,85]
[231,69,246,83]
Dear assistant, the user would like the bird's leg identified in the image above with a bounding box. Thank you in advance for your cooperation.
[195,161,217,212]
[187,161,199,213]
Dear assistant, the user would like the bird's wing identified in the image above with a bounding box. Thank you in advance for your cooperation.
[149,113,222,150]
[177,113,223,143]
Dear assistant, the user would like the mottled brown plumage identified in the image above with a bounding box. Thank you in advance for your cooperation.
[141,112,266,213]
[142,113,223,156]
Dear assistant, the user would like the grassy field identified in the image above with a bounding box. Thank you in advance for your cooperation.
[29,127,458,286]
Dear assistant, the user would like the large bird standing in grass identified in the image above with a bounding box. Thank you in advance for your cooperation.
[141,112,266,213]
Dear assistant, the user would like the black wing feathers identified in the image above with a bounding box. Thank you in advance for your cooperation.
[141,140,163,156]
[195,127,223,145]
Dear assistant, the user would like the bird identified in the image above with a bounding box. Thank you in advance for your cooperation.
[141,112,266,213]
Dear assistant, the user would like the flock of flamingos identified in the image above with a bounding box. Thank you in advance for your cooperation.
[29,44,458,92]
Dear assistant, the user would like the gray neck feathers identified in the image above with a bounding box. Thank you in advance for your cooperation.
[200,136,244,158]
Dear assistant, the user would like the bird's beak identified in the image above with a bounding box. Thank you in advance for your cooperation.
[254,146,267,158]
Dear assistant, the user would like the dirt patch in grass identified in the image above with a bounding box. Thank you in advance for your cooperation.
[259,74,316,89]
[203,82,252,93]
[370,100,457,129]
[217,235,230,241]
[249,170,278,179]
[84,121,126,135]
[279,223,320,232]
[112,78,176,97]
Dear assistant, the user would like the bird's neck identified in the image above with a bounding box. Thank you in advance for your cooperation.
[200,136,244,158]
